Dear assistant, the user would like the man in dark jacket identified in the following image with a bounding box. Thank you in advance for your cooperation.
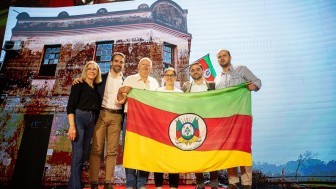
[182,62,218,189]
[89,52,125,189]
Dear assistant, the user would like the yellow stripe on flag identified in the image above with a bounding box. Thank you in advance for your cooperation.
[123,132,252,173]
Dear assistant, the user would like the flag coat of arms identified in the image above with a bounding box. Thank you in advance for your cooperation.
[197,54,217,81]
[123,83,252,173]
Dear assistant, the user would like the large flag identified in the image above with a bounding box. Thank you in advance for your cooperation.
[123,83,252,173]
[197,54,217,81]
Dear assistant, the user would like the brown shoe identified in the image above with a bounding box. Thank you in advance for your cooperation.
[104,183,114,189]
[227,184,239,189]
[242,185,251,189]
[195,185,205,189]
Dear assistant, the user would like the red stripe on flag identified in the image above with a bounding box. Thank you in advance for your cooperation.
[127,98,252,153]
[198,58,215,81]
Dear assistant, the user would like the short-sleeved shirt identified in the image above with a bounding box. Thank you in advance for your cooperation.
[157,87,183,93]
[123,73,160,112]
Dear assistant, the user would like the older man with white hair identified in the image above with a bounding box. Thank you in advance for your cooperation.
[117,57,159,189]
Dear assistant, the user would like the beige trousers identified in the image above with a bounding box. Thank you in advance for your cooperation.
[227,166,252,186]
[89,110,122,183]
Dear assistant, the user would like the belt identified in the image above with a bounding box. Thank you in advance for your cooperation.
[101,107,123,114]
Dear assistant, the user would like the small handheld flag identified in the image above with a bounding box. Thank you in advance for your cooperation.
[197,54,217,81]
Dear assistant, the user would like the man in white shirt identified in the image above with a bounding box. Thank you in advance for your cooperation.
[182,62,216,93]
[89,52,125,189]
[182,62,219,189]
[117,57,159,189]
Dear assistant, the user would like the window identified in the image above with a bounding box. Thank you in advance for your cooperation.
[163,42,175,71]
[95,41,113,73]
[43,47,60,65]
[39,45,60,77]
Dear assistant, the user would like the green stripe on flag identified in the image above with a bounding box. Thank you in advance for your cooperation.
[127,83,251,118]
[204,54,217,78]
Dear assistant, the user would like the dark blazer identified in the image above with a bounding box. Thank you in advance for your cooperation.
[182,80,215,93]
[97,72,109,101]
[95,72,125,125]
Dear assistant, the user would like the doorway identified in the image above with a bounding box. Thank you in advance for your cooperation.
[10,114,54,189]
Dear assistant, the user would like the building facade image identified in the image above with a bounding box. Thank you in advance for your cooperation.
[0,0,192,187]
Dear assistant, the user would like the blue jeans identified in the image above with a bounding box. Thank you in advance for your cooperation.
[125,168,149,189]
[68,109,96,189]
[123,114,149,189]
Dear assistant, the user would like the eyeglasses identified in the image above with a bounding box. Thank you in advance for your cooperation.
[164,74,176,78]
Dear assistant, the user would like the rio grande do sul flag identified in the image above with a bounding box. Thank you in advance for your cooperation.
[123,83,252,173]
[197,54,217,81]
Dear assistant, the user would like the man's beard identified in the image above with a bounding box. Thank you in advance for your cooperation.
[112,65,122,73]
[220,61,230,68]
[191,74,202,81]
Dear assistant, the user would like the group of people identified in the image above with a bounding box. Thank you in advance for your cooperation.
[66,49,261,189]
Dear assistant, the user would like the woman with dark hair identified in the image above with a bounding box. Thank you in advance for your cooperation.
[154,67,182,189]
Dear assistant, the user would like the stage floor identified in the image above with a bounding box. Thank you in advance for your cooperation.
[84,185,227,189]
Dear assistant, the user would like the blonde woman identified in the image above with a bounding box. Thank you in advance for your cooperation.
[66,61,102,189]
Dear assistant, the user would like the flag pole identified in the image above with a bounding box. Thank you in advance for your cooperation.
[177,53,210,74]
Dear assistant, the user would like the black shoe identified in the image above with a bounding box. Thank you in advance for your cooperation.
[91,184,98,189]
